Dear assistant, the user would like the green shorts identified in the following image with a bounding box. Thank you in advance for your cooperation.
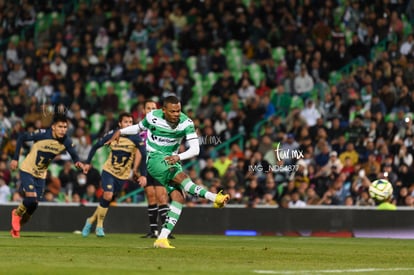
[147,151,183,194]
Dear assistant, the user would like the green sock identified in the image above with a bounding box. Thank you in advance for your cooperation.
[181,178,216,201]
[181,178,207,196]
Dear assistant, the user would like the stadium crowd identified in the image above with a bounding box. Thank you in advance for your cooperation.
[1,0,414,208]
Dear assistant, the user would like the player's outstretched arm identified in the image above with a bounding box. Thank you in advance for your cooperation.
[104,129,121,145]
[105,123,145,145]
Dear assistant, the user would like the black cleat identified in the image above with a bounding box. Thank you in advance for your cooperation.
[168,234,176,239]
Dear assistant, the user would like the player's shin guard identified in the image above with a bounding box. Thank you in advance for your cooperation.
[158,201,182,239]
[23,197,38,216]
[148,204,159,233]
[158,204,169,227]
[181,178,216,202]
[20,212,32,226]
[96,198,110,228]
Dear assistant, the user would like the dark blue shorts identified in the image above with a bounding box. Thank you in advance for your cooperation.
[20,170,46,199]
[101,170,127,193]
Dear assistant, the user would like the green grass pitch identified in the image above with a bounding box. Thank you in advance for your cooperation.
[1,232,414,274]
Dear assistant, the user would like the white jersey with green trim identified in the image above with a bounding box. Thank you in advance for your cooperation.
[138,109,197,155]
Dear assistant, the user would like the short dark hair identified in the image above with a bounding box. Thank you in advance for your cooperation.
[118,112,132,123]
[144,99,157,108]
[52,114,68,124]
[162,95,180,107]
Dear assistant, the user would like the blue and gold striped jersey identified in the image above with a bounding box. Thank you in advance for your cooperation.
[87,130,146,180]
[13,129,80,179]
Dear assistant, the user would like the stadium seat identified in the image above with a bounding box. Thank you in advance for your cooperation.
[191,72,203,86]
[89,113,106,135]
[402,14,413,38]
[186,56,197,76]
[118,90,132,112]
[85,81,100,97]
[225,40,241,50]
[226,47,243,59]
[290,95,304,110]
[34,12,50,38]
[91,146,110,172]
[116,80,129,91]
[191,85,204,109]
[272,47,286,63]
[100,80,114,96]
[227,53,243,77]
[248,63,264,86]
[329,71,342,85]
[271,90,292,117]
[203,72,220,92]
[140,48,149,69]
[48,163,63,178]
[115,80,129,97]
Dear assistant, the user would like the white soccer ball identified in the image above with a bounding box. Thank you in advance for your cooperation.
[369,179,393,202]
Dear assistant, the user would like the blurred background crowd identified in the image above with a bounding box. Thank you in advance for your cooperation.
[1,0,414,208]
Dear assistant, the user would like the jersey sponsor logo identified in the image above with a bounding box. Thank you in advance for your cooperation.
[151,134,175,143]
[112,144,130,149]
[43,145,60,152]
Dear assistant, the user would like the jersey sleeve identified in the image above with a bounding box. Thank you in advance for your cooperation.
[86,130,115,164]
[12,129,47,161]
[184,119,198,141]
[140,116,149,130]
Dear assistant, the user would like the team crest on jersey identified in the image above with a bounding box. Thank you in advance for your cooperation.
[28,185,34,190]
[107,185,113,190]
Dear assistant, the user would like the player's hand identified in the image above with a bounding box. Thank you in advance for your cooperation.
[137,176,147,187]
[165,155,180,165]
[82,163,91,174]
[105,130,121,145]
[74,162,87,173]
[10,160,18,170]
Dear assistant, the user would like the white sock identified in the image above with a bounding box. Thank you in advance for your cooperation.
[205,192,217,202]
[158,228,171,239]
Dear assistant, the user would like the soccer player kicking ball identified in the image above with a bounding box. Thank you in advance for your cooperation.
[9,114,85,238]
[140,100,171,239]
[106,96,230,248]
[81,112,147,237]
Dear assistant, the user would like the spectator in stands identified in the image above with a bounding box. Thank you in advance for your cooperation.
[58,160,79,197]
[0,178,11,203]
[293,64,314,99]
[101,84,118,113]
[213,151,233,179]
[2,0,414,208]
[50,54,68,78]
[7,61,27,90]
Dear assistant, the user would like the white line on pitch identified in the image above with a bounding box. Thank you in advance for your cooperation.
[253,267,414,274]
